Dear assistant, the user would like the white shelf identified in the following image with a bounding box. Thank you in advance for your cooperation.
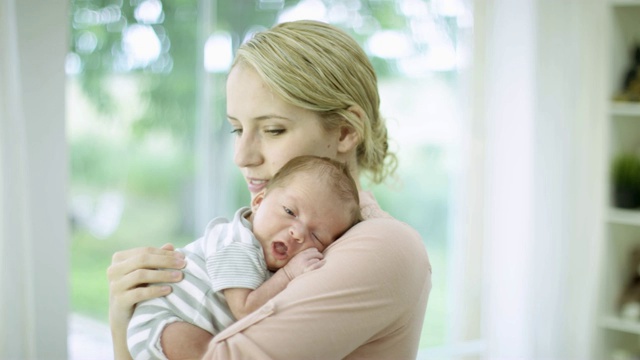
[611,0,640,7]
[597,2,640,357]
[601,315,640,334]
[609,208,640,226]
[610,102,640,117]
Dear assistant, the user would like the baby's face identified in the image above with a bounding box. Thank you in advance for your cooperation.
[251,172,355,270]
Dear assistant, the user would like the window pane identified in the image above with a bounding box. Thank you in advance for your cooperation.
[67,0,202,346]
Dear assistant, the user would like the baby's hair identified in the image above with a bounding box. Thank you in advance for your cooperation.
[266,155,362,225]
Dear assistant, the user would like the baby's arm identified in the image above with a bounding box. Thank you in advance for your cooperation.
[160,247,324,358]
[224,247,324,320]
[161,324,212,360]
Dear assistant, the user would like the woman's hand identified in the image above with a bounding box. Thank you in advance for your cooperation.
[107,243,186,359]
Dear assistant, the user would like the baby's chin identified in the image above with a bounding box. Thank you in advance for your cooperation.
[266,261,283,272]
[265,254,287,271]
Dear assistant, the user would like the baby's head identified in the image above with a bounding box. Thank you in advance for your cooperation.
[250,156,362,270]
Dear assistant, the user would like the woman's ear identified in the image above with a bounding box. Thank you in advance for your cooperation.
[337,105,363,153]
[251,191,266,212]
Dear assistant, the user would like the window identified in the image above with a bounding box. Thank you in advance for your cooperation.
[67,0,475,357]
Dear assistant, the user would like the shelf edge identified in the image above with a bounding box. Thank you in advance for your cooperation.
[610,102,640,117]
[608,208,640,226]
[600,315,640,334]
[610,0,640,7]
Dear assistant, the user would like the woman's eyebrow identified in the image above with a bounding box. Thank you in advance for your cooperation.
[226,114,293,122]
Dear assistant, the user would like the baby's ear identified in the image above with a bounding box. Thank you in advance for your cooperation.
[251,191,266,212]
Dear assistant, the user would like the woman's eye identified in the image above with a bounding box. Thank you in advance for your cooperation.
[230,128,242,135]
[265,128,285,135]
[283,206,295,217]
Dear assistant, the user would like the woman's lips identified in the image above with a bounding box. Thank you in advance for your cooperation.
[247,178,268,193]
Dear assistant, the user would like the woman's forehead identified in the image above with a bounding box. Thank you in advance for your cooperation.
[227,66,295,119]
[226,65,270,100]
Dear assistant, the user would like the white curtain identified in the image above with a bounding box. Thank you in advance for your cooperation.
[0,0,68,359]
[476,0,605,358]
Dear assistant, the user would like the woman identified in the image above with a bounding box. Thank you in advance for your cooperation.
[108,20,432,359]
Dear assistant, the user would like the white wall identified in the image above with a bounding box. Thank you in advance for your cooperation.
[0,0,69,358]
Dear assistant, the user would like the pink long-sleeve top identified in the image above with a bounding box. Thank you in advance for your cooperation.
[203,191,432,359]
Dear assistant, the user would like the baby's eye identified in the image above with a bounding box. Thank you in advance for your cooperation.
[283,206,295,217]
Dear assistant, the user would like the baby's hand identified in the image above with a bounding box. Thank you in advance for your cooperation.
[283,247,325,280]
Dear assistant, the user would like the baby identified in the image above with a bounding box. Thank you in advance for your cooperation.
[127,155,362,359]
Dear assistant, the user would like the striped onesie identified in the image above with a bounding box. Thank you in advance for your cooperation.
[127,207,272,360]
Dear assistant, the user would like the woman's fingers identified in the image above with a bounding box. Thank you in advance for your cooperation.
[110,267,184,302]
[107,245,186,311]
[160,243,175,251]
[120,268,183,291]
[119,282,173,308]
[108,251,185,281]
[111,245,181,265]
[108,244,186,350]
[110,268,183,310]
[109,281,174,325]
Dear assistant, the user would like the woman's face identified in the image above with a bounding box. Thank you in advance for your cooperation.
[226,64,344,200]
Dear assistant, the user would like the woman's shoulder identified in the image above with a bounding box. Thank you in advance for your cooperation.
[324,217,431,299]
[358,191,393,220]
[329,191,430,271]
[329,216,429,267]
[345,216,422,245]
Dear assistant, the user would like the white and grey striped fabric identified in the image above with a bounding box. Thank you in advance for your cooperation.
[127,207,272,360]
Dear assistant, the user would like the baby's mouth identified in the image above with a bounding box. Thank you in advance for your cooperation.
[272,241,288,260]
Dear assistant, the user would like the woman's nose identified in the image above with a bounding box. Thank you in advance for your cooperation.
[234,133,262,168]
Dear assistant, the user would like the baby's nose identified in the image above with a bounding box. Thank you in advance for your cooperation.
[289,224,306,244]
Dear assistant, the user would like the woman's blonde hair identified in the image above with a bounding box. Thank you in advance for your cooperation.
[231,20,397,184]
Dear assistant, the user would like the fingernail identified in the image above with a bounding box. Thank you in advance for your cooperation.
[161,285,172,293]
[174,252,185,259]
[171,271,182,279]
[175,258,186,267]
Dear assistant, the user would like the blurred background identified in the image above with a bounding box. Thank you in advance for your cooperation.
[3,0,631,359]
[66,0,471,356]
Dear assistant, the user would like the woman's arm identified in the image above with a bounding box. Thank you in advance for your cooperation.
[160,247,326,359]
[107,243,186,360]
[202,219,432,360]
